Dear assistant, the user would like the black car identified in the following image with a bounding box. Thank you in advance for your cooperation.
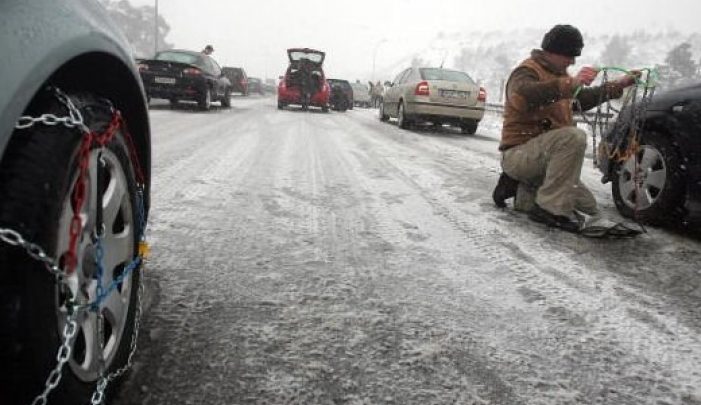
[598,82,701,226]
[138,49,232,110]
[328,78,353,111]
[222,67,249,95]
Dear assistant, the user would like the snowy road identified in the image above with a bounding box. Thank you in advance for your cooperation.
[113,96,701,405]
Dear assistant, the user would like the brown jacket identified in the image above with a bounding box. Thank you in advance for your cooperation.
[499,50,624,151]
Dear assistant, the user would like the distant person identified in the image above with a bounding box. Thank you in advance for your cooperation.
[371,80,384,108]
[202,44,214,55]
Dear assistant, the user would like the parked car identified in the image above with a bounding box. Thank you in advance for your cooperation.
[277,48,331,112]
[222,67,249,96]
[138,49,232,110]
[248,77,264,95]
[379,67,486,134]
[351,82,372,108]
[0,0,151,403]
[598,82,701,226]
[328,79,354,111]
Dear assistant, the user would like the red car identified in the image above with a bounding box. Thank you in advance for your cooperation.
[277,48,330,111]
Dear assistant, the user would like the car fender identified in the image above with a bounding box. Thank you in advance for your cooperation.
[0,0,151,215]
[0,0,143,154]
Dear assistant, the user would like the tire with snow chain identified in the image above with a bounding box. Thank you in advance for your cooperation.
[0,90,142,404]
[198,87,212,110]
[378,100,389,121]
[612,130,686,225]
[221,88,231,108]
[397,101,411,129]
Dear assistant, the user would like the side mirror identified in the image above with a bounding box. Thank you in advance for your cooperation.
[278,75,284,80]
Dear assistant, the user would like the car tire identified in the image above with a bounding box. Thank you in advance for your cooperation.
[612,131,685,224]
[0,91,142,404]
[460,120,478,135]
[397,101,411,129]
[321,105,329,113]
[221,88,231,108]
[198,87,211,111]
[378,101,389,122]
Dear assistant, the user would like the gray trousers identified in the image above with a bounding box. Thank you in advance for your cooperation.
[501,126,598,217]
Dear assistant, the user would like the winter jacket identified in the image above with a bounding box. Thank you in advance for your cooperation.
[500,49,625,151]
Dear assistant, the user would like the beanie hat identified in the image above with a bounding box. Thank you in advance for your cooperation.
[541,25,583,57]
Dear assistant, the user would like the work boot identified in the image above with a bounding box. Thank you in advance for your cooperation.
[528,204,581,233]
[492,172,519,208]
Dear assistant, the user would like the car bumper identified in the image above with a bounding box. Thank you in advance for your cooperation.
[406,100,485,122]
[142,75,206,101]
[278,88,329,106]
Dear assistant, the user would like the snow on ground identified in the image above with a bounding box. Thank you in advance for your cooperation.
[114,97,701,405]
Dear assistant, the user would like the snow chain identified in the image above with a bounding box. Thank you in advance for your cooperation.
[0,87,149,404]
[575,67,657,227]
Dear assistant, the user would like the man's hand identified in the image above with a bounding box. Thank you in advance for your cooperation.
[575,66,599,86]
[617,69,642,88]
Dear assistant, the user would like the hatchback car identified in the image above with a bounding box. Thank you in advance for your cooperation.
[277,48,331,111]
[328,79,354,111]
[0,0,151,403]
[222,67,249,96]
[138,49,232,110]
[379,67,486,134]
[598,83,701,226]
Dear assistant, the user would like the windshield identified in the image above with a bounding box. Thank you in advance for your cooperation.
[419,68,475,83]
[289,51,324,64]
[155,51,200,65]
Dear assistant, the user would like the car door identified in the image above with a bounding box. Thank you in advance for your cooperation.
[394,68,414,116]
[385,68,409,117]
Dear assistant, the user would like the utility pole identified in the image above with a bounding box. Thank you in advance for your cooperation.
[154,0,159,56]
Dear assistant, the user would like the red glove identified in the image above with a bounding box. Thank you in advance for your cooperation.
[575,66,599,86]
[617,69,642,88]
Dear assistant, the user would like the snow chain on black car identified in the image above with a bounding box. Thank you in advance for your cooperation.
[0,87,150,405]
[575,66,658,224]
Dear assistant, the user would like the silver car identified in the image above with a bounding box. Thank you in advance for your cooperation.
[1,0,151,403]
[379,67,486,134]
[351,82,372,108]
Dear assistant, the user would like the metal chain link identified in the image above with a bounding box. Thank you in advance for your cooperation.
[30,310,80,405]
[90,270,146,405]
[0,228,63,277]
[2,87,149,404]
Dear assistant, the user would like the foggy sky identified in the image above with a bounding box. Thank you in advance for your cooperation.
[129,0,699,81]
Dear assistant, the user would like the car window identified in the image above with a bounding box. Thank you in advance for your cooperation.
[419,68,475,83]
[156,51,200,65]
[397,69,412,84]
[392,69,408,85]
[290,51,323,64]
[208,57,222,76]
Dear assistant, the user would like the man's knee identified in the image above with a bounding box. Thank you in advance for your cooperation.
[561,127,587,150]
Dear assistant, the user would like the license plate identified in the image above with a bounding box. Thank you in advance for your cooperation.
[441,90,468,99]
[155,77,176,84]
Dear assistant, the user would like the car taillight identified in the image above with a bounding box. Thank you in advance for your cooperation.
[415,81,430,96]
[137,63,148,72]
[478,87,487,102]
[183,68,202,75]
